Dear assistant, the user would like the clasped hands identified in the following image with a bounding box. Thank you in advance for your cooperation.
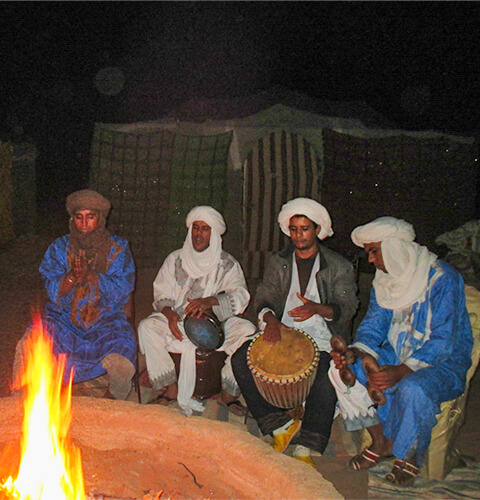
[65,250,97,287]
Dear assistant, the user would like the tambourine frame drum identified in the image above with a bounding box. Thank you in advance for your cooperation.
[183,310,225,351]
[247,329,320,409]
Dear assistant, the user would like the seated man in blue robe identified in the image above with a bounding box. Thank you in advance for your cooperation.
[329,216,473,486]
[13,189,137,400]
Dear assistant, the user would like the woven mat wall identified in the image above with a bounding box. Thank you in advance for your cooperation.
[90,126,232,268]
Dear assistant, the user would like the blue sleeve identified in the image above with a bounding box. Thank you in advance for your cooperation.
[97,237,135,309]
[354,286,392,352]
[39,237,70,307]
[411,270,472,366]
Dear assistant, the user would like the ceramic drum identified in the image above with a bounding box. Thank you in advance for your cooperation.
[247,329,320,409]
[184,311,225,351]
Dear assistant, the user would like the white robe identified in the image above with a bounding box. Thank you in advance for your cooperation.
[138,249,255,415]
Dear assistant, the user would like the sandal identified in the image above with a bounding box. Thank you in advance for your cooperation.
[349,447,392,471]
[217,399,248,417]
[385,459,419,486]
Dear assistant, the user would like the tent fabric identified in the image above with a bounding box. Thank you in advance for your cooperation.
[89,98,478,273]
[321,129,479,259]
[242,131,324,279]
[89,124,232,267]
[165,132,233,256]
[0,142,14,247]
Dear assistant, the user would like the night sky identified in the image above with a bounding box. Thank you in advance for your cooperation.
[2,2,480,203]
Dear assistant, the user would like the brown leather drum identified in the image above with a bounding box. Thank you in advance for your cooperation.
[247,328,320,409]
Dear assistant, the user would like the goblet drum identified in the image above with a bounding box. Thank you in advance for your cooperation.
[183,311,224,351]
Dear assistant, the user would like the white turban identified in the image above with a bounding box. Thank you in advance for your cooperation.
[185,206,226,235]
[278,198,334,240]
[180,206,225,280]
[351,216,415,247]
[351,216,437,310]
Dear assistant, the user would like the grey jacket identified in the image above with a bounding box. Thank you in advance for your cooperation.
[254,244,359,341]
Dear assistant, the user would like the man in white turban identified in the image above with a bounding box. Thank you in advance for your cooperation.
[329,216,473,486]
[232,197,358,467]
[138,206,255,416]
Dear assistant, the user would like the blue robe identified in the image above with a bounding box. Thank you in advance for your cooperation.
[352,261,472,464]
[38,234,136,384]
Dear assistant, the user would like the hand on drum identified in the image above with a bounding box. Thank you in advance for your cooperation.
[367,364,413,391]
[262,313,283,344]
[185,297,219,318]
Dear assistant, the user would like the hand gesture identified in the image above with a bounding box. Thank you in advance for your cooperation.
[287,293,320,321]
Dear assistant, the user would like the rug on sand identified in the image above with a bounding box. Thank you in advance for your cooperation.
[368,459,480,499]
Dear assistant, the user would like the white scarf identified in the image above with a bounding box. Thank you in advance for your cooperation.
[351,217,437,310]
[180,206,225,280]
[375,238,437,309]
[180,225,222,280]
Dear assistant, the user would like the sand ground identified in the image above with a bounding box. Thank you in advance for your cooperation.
[0,213,478,499]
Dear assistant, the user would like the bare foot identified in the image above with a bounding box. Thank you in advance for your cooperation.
[217,390,247,416]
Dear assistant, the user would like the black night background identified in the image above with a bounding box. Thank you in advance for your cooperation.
[2,1,480,208]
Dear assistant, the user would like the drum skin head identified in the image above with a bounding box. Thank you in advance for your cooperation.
[246,328,320,409]
[184,314,224,350]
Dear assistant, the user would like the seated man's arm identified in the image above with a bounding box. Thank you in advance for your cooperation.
[39,237,76,307]
[210,258,251,322]
[95,239,135,309]
[254,255,289,343]
[152,253,177,314]
[404,269,473,372]
[351,287,392,359]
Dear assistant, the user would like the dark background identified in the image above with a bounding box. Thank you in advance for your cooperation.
[2,2,479,208]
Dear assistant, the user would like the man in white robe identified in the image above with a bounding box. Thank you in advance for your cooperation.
[138,206,255,415]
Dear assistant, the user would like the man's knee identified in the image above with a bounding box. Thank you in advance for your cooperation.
[102,353,135,379]
[231,341,249,372]
[102,354,135,400]
[395,376,429,407]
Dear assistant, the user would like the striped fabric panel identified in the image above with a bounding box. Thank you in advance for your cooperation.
[243,131,324,279]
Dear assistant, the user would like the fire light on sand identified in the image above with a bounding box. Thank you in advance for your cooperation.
[0,314,85,499]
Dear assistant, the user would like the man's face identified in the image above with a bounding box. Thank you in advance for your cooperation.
[364,242,387,272]
[288,216,320,251]
[73,210,99,234]
[192,220,212,252]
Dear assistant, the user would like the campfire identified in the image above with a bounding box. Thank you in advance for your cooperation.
[0,314,84,499]
[0,316,340,499]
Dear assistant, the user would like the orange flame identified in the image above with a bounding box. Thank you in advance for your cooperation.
[1,314,85,499]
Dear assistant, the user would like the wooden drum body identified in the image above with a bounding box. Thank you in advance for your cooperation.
[247,329,320,409]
